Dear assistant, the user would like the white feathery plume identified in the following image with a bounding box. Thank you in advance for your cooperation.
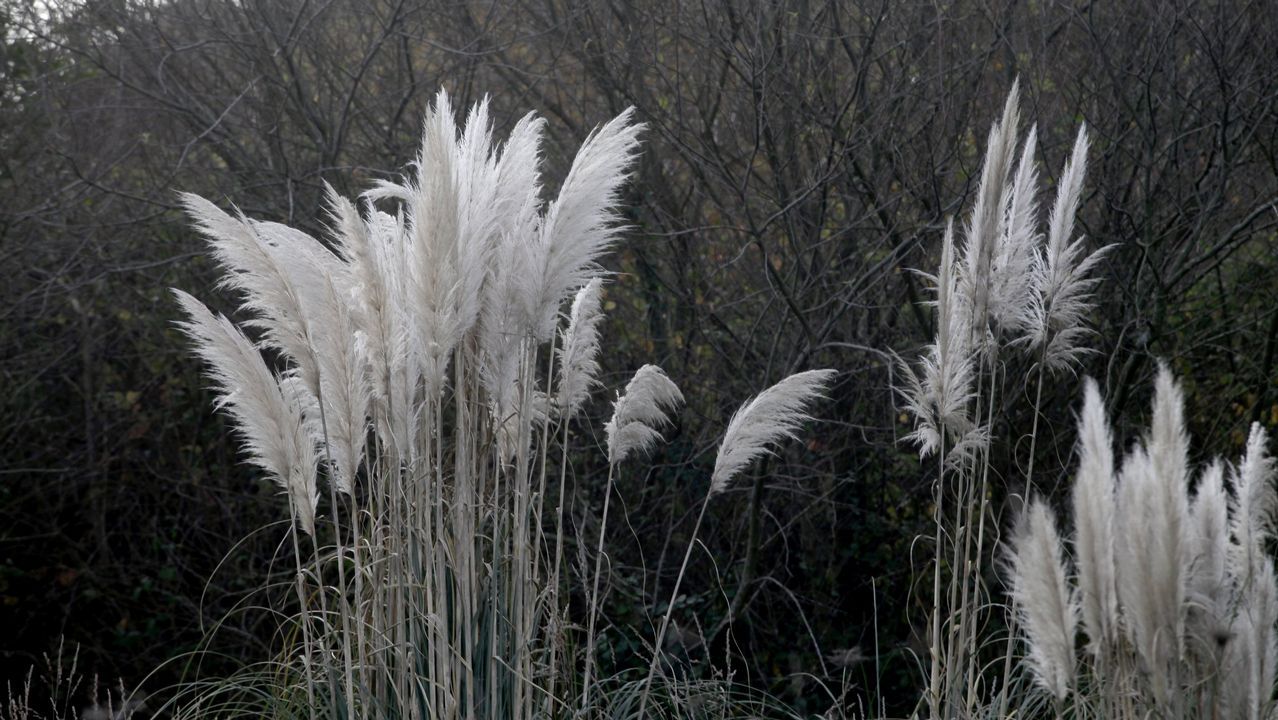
[1228,423,1277,584]
[959,81,1021,356]
[403,89,465,395]
[327,188,387,368]
[1186,461,1232,660]
[899,220,981,463]
[709,369,836,496]
[172,290,318,536]
[1115,367,1191,702]
[1070,377,1118,654]
[1116,445,1174,697]
[371,208,419,453]
[478,266,536,448]
[1027,124,1112,372]
[230,202,371,493]
[1007,499,1078,701]
[491,111,546,250]
[309,274,371,493]
[527,108,642,341]
[479,110,546,349]
[325,188,405,445]
[180,193,325,396]
[478,235,532,460]
[1225,424,1278,720]
[1224,557,1278,720]
[454,97,508,347]
[1047,125,1089,263]
[604,364,684,464]
[557,278,605,417]
[988,125,1040,337]
[1148,364,1192,661]
[476,112,548,454]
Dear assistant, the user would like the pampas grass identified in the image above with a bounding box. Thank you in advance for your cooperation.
[959,81,1022,356]
[898,219,980,465]
[172,290,319,537]
[557,278,606,417]
[709,369,837,496]
[171,92,658,720]
[636,369,835,719]
[172,90,833,720]
[1007,499,1077,702]
[585,363,684,708]
[164,79,1278,720]
[1027,125,1113,373]
[1071,378,1118,655]
[604,363,685,464]
[1188,462,1232,664]
[899,83,1110,720]
[1006,370,1278,719]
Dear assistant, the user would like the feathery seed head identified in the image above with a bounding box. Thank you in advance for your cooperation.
[1116,410,1188,701]
[899,220,981,463]
[1071,377,1119,653]
[172,290,318,536]
[709,369,835,496]
[988,125,1041,337]
[1229,423,1277,585]
[180,192,329,396]
[557,278,606,416]
[1008,498,1078,701]
[529,108,643,341]
[604,364,684,464]
[960,81,1021,353]
[1187,461,1233,661]
[1028,124,1112,372]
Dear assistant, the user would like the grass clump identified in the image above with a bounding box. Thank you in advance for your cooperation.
[1007,369,1277,720]
[898,81,1278,720]
[166,90,833,719]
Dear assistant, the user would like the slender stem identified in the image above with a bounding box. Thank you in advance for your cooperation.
[712,464,768,644]
[348,484,367,704]
[313,390,357,720]
[533,334,558,585]
[1025,346,1048,499]
[928,434,946,720]
[637,490,713,719]
[964,361,1001,714]
[308,533,338,716]
[546,419,571,711]
[581,461,617,712]
[288,512,317,720]
[946,363,984,712]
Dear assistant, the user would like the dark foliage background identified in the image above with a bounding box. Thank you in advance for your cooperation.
[2,0,1276,714]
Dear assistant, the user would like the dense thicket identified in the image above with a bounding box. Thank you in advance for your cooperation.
[2,0,1276,713]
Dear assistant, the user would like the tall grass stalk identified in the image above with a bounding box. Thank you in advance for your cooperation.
[899,82,1109,719]
[584,364,684,710]
[173,91,654,719]
[635,369,834,719]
